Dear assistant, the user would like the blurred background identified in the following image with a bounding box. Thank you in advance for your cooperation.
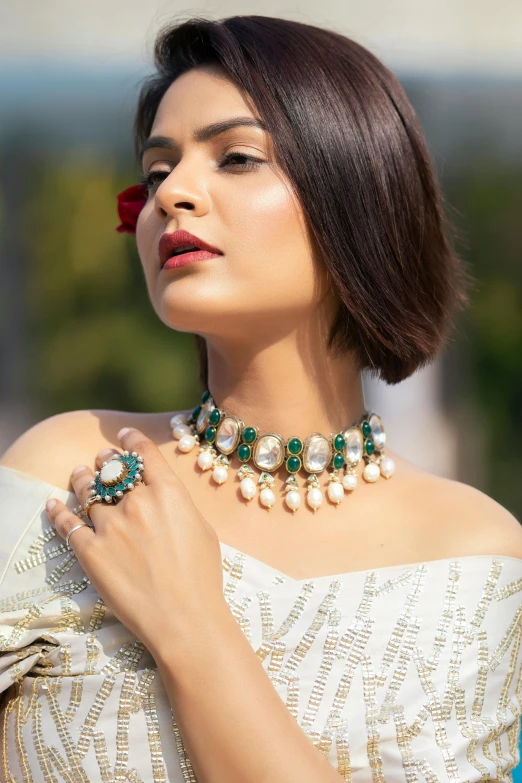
[0,0,521,524]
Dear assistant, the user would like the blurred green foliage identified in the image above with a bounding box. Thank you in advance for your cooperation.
[446,165,522,516]
[22,149,201,418]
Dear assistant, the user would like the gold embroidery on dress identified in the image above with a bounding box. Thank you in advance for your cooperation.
[1,520,521,782]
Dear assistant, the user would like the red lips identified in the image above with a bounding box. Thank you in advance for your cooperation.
[115,187,223,273]
[158,230,222,268]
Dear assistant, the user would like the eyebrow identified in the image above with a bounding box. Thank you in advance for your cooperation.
[140,116,267,160]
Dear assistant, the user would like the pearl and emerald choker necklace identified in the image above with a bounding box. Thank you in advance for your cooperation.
[170,389,395,513]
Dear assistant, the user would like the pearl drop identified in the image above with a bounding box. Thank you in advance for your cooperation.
[307,487,323,509]
[380,456,395,479]
[327,482,344,504]
[213,465,228,484]
[260,488,276,508]
[178,433,196,453]
[363,462,380,482]
[173,423,192,439]
[342,472,357,491]
[285,490,301,511]
[170,413,187,428]
[197,451,214,471]
[240,477,256,500]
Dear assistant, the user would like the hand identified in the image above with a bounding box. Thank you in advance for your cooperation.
[44,426,225,656]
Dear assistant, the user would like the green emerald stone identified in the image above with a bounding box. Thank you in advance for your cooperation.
[334,433,345,452]
[362,420,371,438]
[286,455,301,473]
[242,427,257,444]
[201,390,210,403]
[108,487,116,496]
[209,408,221,426]
[205,426,216,443]
[192,405,202,422]
[238,444,251,462]
[287,437,302,455]
[333,452,345,469]
[364,438,375,455]
[115,484,126,491]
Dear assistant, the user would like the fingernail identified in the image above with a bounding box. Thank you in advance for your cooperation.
[46,499,57,511]
[72,465,87,475]
[99,448,114,458]
[118,427,132,438]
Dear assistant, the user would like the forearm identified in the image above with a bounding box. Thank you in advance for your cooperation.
[149,598,342,783]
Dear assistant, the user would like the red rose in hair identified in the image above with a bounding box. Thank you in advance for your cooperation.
[115,184,148,235]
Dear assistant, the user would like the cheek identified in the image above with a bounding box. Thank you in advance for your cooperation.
[225,178,315,291]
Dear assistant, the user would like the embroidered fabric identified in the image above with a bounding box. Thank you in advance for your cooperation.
[1,465,521,782]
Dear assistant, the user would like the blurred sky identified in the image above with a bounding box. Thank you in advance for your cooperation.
[1,0,522,76]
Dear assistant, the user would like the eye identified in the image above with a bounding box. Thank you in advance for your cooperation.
[218,152,264,172]
[138,152,264,192]
[137,170,169,190]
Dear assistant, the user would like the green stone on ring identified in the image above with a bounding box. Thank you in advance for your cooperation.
[287,437,302,455]
[242,427,257,444]
[238,443,251,461]
[205,426,216,443]
[286,455,301,473]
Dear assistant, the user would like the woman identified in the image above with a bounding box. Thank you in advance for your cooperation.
[1,14,521,783]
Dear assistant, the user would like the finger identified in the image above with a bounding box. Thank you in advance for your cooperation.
[117,427,176,487]
[70,465,98,507]
[45,498,95,550]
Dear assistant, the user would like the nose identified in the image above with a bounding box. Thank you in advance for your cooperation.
[153,162,211,219]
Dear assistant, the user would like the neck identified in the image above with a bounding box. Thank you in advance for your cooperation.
[205,335,366,440]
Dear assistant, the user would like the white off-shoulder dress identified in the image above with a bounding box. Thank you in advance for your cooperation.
[1,464,521,782]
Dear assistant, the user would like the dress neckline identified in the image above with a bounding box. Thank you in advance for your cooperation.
[2,463,522,584]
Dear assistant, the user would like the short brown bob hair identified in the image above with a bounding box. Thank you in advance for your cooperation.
[133,15,473,386]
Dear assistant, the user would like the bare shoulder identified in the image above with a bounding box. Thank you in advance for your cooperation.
[411,470,522,560]
[0,408,182,492]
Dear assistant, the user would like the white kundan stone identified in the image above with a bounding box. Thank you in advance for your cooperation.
[327,482,344,504]
[285,490,301,511]
[100,459,124,483]
[380,456,395,478]
[342,472,358,490]
[212,465,228,484]
[302,435,332,472]
[197,451,214,470]
[215,417,240,454]
[343,426,363,465]
[240,477,256,500]
[196,403,210,433]
[363,462,380,482]
[253,435,284,471]
[260,487,276,508]
[173,423,192,439]
[178,433,196,452]
[307,487,323,509]
[369,413,386,450]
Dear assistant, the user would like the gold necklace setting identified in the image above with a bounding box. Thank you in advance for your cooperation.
[170,390,395,513]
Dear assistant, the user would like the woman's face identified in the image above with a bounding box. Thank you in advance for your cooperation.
[136,65,332,345]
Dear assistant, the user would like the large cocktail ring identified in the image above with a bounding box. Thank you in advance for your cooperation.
[74,450,145,520]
